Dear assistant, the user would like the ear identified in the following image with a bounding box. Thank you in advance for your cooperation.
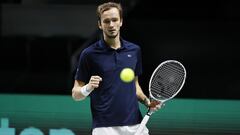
[98,20,102,30]
[120,19,123,27]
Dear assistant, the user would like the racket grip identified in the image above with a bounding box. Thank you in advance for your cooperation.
[134,115,150,135]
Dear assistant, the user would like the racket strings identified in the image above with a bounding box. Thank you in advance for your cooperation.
[155,68,184,88]
[151,85,172,99]
[157,63,185,82]
[151,80,179,98]
[158,68,185,90]
[153,64,184,87]
[151,76,182,99]
[150,62,185,100]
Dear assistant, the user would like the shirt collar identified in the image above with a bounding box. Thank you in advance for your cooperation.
[98,37,127,51]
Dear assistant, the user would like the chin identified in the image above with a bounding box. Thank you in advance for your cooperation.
[108,35,117,39]
[107,33,118,39]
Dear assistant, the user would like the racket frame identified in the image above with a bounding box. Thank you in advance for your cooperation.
[149,60,186,103]
[134,60,186,135]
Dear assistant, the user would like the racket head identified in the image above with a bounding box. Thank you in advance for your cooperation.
[149,60,186,102]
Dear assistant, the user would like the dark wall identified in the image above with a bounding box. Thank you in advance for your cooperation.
[1,0,240,99]
[121,0,240,99]
[1,4,97,37]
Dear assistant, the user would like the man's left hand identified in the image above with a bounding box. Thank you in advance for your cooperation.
[144,98,164,112]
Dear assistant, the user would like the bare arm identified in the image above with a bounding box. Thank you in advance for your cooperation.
[72,80,86,101]
[135,76,148,103]
[135,76,162,110]
[72,76,102,101]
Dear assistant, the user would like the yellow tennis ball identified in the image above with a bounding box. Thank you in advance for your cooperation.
[120,68,135,83]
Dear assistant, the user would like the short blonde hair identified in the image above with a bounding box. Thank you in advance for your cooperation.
[97,2,123,21]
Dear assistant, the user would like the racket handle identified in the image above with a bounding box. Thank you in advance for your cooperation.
[134,114,150,135]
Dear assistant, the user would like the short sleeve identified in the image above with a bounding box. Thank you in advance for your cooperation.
[74,50,91,83]
[135,47,143,76]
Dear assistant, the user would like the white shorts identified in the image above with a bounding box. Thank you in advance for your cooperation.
[92,124,149,135]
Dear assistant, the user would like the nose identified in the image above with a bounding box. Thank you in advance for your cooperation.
[109,21,114,27]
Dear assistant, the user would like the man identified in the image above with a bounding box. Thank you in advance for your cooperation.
[72,2,161,135]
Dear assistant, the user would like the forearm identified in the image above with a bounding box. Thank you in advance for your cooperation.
[135,78,162,111]
[72,80,93,101]
[72,76,102,101]
[136,87,147,102]
[135,78,148,102]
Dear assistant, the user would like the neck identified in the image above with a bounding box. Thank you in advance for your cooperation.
[104,34,121,49]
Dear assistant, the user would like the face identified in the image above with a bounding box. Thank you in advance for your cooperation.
[98,7,122,39]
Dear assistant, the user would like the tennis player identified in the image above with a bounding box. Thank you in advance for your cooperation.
[72,2,161,135]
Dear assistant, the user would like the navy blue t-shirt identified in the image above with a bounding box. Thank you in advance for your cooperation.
[75,38,143,129]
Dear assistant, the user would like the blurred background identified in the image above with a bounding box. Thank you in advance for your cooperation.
[1,0,240,135]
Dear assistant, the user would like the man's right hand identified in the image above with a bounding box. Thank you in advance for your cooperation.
[87,76,102,91]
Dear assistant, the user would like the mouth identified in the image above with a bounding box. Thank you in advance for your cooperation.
[108,30,117,35]
[108,29,116,32]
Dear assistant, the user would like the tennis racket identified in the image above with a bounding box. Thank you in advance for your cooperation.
[135,60,186,135]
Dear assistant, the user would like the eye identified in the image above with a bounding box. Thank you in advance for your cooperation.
[103,19,110,24]
[112,18,118,22]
